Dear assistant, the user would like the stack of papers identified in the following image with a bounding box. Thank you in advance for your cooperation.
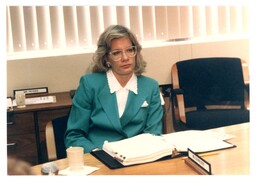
[103,133,175,166]
[102,130,235,166]
[11,96,56,107]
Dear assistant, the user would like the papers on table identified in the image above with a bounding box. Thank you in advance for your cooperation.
[103,130,235,166]
[103,133,175,166]
[11,96,56,107]
[162,130,234,153]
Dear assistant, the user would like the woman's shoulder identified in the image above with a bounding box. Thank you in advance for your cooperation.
[138,75,158,85]
[80,72,107,85]
[82,72,106,79]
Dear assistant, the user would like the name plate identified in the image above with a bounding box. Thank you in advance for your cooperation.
[14,87,48,96]
[185,148,212,175]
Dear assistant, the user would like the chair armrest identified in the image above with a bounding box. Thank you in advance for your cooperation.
[176,95,186,124]
[171,88,184,96]
[45,121,57,161]
[244,83,250,110]
[171,64,186,124]
[171,88,186,124]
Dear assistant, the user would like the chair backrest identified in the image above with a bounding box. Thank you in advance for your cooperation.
[45,115,68,161]
[175,57,245,109]
[171,57,249,130]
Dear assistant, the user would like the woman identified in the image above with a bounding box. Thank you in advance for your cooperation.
[64,25,164,153]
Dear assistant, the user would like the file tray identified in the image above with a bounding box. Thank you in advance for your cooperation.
[91,150,177,169]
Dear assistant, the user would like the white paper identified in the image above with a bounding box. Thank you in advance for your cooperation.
[103,133,175,166]
[59,166,99,176]
[162,130,234,153]
[103,130,235,166]
[12,96,56,106]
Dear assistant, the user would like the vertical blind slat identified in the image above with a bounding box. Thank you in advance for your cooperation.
[230,6,243,33]
[206,6,219,35]
[116,6,130,28]
[193,6,206,37]
[179,6,193,39]
[9,6,26,52]
[167,6,180,40]
[129,6,143,42]
[63,6,79,48]
[155,6,168,40]
[7,6,14,53]
[90,6,104,45]
[36,6,53,50]
[23,6,39,51]
[218,6,230,34]
[50,6,66,49]
[142,6,156,41]
[6,5,248,56]
[103,6,117,29]
[242,6,248,33]
[77,6,92,47]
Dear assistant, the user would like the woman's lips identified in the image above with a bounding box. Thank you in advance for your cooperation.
[121,64,131,69]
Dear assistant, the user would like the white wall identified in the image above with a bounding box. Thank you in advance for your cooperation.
[7,38,249,97]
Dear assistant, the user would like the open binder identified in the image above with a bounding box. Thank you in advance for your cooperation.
[91,130,235,169]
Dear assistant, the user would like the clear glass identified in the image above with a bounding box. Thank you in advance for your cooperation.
[15,92,26,108]
[108,46,137,61]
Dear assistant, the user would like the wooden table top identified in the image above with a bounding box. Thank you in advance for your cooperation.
[8,92,72,113]
[31,122,250,175]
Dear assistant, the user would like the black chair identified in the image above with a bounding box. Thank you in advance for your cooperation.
[170,57,249,131]
[45,115,69,161]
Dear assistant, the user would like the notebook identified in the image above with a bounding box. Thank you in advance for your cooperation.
[92,130,235,168]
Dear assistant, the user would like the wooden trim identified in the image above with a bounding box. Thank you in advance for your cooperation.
[171,64,186,123]
[241,60,250,109]
[241,60,249,85]
[45,121,57,161]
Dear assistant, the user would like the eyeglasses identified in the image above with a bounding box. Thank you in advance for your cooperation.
[108,46,137,61]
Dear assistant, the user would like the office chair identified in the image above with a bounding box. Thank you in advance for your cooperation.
[45,115,69,161]
[171,57,249,131]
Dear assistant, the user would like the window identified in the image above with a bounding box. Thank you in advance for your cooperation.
[6,6,248,60]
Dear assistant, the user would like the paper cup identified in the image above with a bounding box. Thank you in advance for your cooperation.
[15,92,26,108]
[66,147,84,171]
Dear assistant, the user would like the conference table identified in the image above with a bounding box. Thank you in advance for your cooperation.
[31,122,250,175]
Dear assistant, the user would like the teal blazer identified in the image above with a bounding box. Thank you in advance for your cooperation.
[64,72,163,153]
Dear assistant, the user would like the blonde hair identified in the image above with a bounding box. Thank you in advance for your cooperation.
[91,25,146,75]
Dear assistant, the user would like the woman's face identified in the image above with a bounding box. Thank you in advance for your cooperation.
[107,37,136,80]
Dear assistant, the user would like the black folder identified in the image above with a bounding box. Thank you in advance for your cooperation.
[90,149,177,169]
[91,150,124,169]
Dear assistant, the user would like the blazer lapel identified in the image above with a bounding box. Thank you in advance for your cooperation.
[98,85,123,132]
[120,91,146,126]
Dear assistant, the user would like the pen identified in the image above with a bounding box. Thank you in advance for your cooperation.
[199,152,219,157]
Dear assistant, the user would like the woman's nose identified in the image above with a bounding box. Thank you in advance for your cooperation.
[120,50,129,61]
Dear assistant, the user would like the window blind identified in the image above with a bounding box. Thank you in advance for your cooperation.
[6,5,248,57]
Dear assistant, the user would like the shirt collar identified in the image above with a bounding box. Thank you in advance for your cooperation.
[107,69,138,94]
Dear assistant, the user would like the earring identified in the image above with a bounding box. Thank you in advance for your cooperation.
[106,62,111,68]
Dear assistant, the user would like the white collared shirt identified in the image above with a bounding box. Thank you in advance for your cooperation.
[107,70,138,118]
